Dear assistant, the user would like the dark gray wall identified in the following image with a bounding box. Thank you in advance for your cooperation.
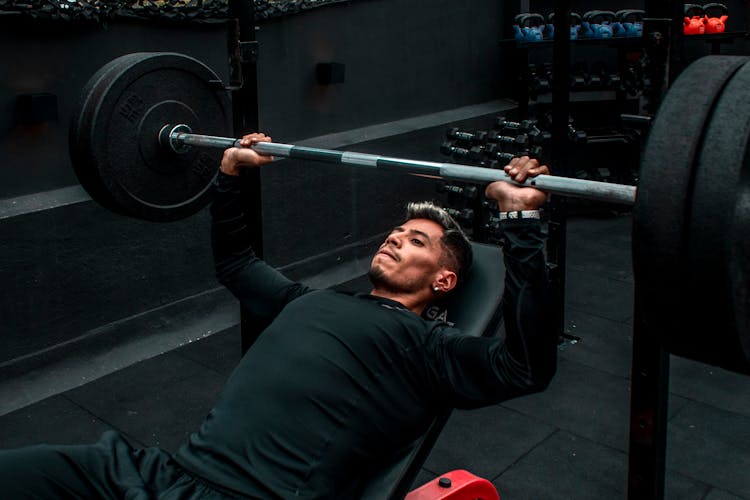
[255,0,504,141]
[0,1,507,368]
[0,20,229,200]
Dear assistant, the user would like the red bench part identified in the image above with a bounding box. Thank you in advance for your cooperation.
[406,469,500,500]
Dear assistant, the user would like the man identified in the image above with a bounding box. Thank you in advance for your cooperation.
[0,133,556,499]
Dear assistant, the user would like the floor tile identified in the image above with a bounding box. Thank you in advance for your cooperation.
[560,308,633,378]
[64,352,227,452]
[664,469,712,500]
[667,401,750,498]
[174,326,242,377]
[501,358,632,452]
[0,395,111,449]
[704,486,749,500]
[493,430,627,500]
[565,272,634,323]
[669,356,750,418]
[422,404,556,481]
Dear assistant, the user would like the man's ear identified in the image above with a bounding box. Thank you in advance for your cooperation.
[435,269,458,293]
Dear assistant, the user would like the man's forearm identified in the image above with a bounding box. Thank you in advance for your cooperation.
[211,172,258,283]
[499,219,557,391]
[210,171,311,323]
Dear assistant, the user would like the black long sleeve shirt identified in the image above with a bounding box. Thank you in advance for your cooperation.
[174,173,556,498]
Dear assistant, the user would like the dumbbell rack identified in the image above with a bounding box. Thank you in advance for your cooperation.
[502,36,645,118]
[495,3,750,500]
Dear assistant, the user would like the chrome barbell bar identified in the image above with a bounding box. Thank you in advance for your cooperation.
[161,124,637,206]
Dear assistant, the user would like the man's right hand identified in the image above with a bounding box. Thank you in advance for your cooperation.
[484,156,549,212]
[220,132,274,176]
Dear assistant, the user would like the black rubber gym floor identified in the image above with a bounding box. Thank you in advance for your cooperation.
[1,211,749,499]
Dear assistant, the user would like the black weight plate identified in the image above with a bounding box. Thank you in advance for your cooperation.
[632,55,746,338]
[730,164,750,371]
[70,53,145,215]
[685,59,750,374]
[84,52,232,221]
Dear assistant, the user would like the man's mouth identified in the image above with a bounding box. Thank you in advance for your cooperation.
[377,249,398,261]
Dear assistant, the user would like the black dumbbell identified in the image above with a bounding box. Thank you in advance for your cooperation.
[570,63,589,90]
[440,141,473,160]
[568,125,587,144]
[607,71,622,91]
[468,143,498,161]
[595,167,611,182]
[527,64,551,98]
[587,66,604,90]
[487,131,530,149]
[489,151,516,164]
[494,116,538,133]
[445,207,475,224]
[437,182,479,200]
[446,128,488,144]
[526,127,552,145]
[516,145,544,158]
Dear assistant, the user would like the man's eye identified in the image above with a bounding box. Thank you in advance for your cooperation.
[411,238,424,246]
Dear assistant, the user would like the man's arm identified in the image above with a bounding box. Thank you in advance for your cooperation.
[212,133,312,324]
[428,157,557,408]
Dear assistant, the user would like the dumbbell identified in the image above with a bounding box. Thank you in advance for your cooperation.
[446,128,488,144]
[437,182,479,200]
[468,143,498,161]
[527,64,551,98]
[487,131,530,150]
[606,70,623,91]
[440,141,472,160]
[622,62,645,96]
[495,125,548,146]
[527,127,552,145]
[494,116,538,134]
[590,61,617,90]
[568,124,587,144]
[489,151,516,164]
[594,167,612,182]
[570,63,589,90]
[444,207,475,225]
[489,144,543,161]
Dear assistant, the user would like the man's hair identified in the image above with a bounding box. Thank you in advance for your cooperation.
[405,201,473,287]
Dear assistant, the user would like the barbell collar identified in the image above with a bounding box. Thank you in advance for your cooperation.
[168,127,637,206]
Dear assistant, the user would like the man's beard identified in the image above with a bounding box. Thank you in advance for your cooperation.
[367,263,430,295]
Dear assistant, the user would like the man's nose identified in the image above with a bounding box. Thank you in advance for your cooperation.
[386,233,401,247]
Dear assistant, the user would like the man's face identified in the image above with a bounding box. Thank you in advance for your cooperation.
[368,218,447,294]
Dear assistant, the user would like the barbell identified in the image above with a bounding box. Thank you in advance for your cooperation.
[160,123,637,205]
[68,52,748,375]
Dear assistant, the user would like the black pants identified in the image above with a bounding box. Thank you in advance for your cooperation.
[0,430,232,499]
